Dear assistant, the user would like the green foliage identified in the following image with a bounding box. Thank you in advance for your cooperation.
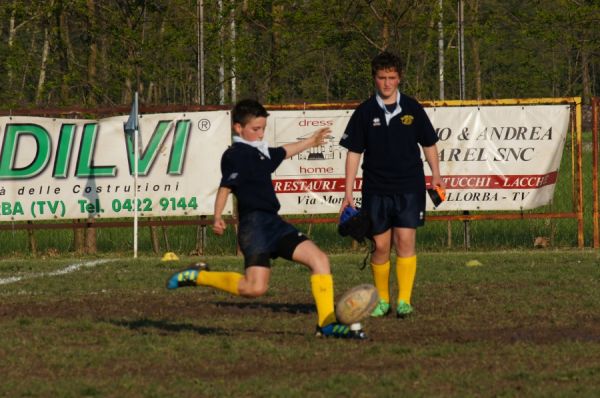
[0,0,598,108]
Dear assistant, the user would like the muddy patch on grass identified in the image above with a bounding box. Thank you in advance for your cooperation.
[2,292,599,345]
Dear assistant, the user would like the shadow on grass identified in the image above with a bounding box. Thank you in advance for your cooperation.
[213,301,315,315]
[108,318,228,335]
[108,317,307,337]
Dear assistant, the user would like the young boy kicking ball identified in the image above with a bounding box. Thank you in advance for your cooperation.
[166,99,366,339]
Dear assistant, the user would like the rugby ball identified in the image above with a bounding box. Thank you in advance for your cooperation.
[335,284,379,325]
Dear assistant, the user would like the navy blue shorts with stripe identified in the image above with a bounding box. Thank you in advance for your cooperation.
[237,210,308,268]
[362,191,426,235]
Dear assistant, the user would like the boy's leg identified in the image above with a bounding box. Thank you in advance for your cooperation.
[291,239,366,339]
[370,229,392,317]
[394,227,417,317]
[167,264,271,298]
[237,266,271,298]
[291,240,334,327]
[198,270,244,295]
[166,263,244,295]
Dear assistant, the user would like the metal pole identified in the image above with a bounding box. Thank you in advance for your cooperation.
[218,0,225,105]
[133,95,139,258]
[230,0,236,103]
[575,99,584,248]
[458,0,470,249]
[458,0,465,100]
[593,97,599,248]
[196,0,200,104]
[438,0,444,101]
[199,0,205,105]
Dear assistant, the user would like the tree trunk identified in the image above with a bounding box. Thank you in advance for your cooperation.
[87,0,98,106]
[36,24,51,104]
[124,78,133,104]
[381,0,391,50]
[582,48,591,105]
[416,9,437,96]
[57,0,75,102]
[8,0,17,89]
[270,4,284,99]
[470,0,482,100]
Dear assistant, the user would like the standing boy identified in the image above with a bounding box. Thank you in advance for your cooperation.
[167,99,366,339]
[339,52,444,318]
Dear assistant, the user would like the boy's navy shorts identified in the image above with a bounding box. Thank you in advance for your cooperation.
[238,210,308,268]
[362,191,426,235]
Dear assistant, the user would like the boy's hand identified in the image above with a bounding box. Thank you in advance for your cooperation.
[339,194,355,215]
[309,127,331,147]
[283,127,331,159]
[430,174,446,190]
[213,217,227,235]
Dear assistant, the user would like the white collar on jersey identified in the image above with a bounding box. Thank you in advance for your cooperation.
[233,135,271,158]
[376,90,402,125]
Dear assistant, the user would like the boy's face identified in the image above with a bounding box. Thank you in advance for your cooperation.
[233,116,267,141]
[374,68,400,102]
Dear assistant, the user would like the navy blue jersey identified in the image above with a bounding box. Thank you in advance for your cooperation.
[340,94,438,194]
[219,143,286,219]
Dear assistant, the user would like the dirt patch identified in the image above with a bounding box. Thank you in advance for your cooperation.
[2,292,599,345]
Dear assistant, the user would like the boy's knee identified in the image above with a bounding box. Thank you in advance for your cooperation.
[241,283,269,298]
[311,259,331,275]
[315,249,329,265]
[374,244,389,256]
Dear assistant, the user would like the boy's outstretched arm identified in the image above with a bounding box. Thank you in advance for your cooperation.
[213,186,231,235]
[282,127,331,159]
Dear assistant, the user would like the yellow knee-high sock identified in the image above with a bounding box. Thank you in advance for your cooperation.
[310,274,336,327]
[396,255,417,304]
[371,260,390,303]
[197,271,242,296]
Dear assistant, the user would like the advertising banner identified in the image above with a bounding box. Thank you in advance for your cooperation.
[426,104,570,210]
[0,104,570,221]
[269,105,570,214]
[267,110,359,214]
[0,113,231,221]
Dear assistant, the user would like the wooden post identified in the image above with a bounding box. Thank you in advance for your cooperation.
[27,221,37,256]
[150,223,160,254]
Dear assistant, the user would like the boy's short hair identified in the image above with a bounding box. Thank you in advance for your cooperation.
[371,51,403,76]
[231,99,269,126]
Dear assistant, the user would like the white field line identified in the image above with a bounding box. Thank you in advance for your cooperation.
[0,259,114,286]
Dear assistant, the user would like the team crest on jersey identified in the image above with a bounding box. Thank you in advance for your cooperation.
[401,115,414,125]
[372,117,381,126]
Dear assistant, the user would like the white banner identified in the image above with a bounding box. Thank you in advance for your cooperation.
[0,113,231,221]
[268,105,570,213]
[0,104,570,221]
[427,105,570,210]
[267,110,360,214]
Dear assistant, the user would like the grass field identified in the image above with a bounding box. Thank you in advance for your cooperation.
[1,251,599,397]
